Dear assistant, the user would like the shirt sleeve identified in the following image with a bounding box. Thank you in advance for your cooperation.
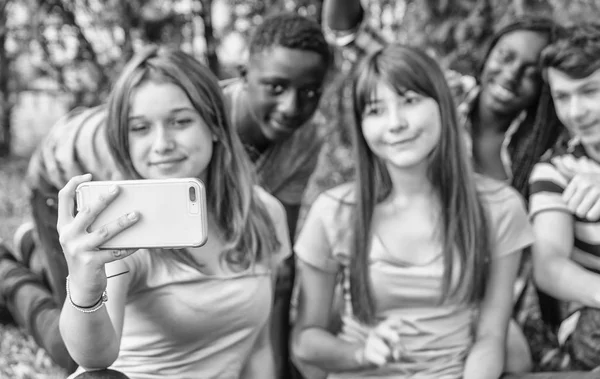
[294,194,341,273]
[529,161,570,219]
[255,187,292,269]
[487,187,535,259]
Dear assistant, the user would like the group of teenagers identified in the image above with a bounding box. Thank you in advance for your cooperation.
[1,0,600,378]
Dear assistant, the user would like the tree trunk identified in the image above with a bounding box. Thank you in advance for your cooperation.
[0,0,12,157]
[199,0,220,77]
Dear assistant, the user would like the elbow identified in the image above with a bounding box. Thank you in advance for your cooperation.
[291,329,313,366]
[58,312,120,368]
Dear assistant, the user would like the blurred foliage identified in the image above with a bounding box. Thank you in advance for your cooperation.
[0,0,599,157]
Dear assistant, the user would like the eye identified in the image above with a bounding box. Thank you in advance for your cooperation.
[364,103,384,116]
[401,92,423,105]
[265,83,285,96]
[523,66,541,81]
[172,118,193,128]
[583,87,599,96]
[129,122,149,133]
[300,87,322,100]
[493,48,513,63]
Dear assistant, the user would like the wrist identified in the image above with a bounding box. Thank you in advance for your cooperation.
[66,276,107,310]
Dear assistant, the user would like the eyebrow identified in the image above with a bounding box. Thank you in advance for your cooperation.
[128,107,195,120]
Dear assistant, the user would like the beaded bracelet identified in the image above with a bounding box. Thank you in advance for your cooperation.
[65,276,108,313]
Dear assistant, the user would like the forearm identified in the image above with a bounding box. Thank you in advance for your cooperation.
[59,302,120,368]
[294,327,364,372]
[463,335,504,379]
[534,254,600,308]
[322,0,364,32]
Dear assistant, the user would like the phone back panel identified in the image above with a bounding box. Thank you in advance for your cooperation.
[76,178,208,249]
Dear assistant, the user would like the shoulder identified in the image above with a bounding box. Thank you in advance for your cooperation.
[254,186,286,221]
[475,175,529,233]
[475,176,534,257]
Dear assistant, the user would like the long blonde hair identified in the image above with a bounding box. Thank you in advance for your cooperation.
[350,44,490,324]
[106,47,280,267]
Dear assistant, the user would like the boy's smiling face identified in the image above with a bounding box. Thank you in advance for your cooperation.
[548,68,600,146]
[243,46,327,142]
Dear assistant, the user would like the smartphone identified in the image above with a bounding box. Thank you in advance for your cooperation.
[75,178,208,250]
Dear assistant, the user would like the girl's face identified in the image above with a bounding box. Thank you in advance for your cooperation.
[480,30,549,116]
[361,80,441,170]
[127,81,214,182]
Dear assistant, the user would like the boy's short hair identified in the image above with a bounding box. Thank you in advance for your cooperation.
[248,12,332,69]
[541,22,600,79]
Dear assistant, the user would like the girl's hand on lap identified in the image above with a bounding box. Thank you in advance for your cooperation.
[358,317,402,367]
[57,173,139,306]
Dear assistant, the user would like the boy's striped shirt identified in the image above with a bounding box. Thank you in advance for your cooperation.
[529,142,600,273]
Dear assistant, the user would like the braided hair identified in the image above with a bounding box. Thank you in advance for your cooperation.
[478,16,565,199]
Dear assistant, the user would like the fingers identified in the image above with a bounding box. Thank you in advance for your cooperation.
[563,175,600,219]
[84,211,139,250]
[553,157,576,180]
[360,318,403,367]
[57,173,92,231]
[586,200,600,221]
[105,248,138,264]
[70,184,121,233]
[363,336,391,366]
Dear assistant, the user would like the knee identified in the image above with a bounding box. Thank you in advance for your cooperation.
[505,321,532,373]
[74,369,130,379]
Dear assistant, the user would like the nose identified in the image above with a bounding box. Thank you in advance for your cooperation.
[389,107,408,132]
[276,90,299,118]
[499,62,520,89]
[152,126,175,153]
[568,95,587,123]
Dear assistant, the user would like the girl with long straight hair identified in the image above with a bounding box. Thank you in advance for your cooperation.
[292,44,534,379]
[56,47,288,379]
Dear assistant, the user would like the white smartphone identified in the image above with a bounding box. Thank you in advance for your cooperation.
[75,178,208,250]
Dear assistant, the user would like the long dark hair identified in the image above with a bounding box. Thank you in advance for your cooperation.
[350,44,490,324]
[479,16,564,198]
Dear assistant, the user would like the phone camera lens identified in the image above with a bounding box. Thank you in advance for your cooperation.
[189,186,197,202]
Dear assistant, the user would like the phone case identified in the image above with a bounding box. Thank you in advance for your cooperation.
[76,178,208,249]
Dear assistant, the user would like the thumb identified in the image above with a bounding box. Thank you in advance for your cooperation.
[552,157,575,180]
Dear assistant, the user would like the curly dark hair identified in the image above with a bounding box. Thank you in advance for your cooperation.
[541,22,600,79]
[248,12,333,70]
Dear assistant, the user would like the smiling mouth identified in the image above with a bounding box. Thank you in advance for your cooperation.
[270,118,299,133]
[489,82,517,102]
[150,157,186,166]
[389,134,420,146]
[578,122,599,133]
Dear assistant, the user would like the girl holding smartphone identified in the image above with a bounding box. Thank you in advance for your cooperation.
[57,47,288,379]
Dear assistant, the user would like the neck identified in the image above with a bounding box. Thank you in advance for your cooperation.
[475,97,517,134]
[385,161,433,203]
[234,90,271,154]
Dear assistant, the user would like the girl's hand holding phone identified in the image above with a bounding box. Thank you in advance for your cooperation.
[57,173,139,307]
